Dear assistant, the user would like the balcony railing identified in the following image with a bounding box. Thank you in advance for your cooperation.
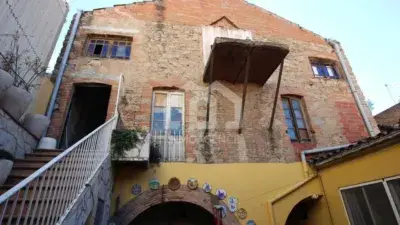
[151,130,185,162]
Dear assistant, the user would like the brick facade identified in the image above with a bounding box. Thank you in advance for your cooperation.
[49,0,378,162]
[374,103,400,126]
[111,185,241,225]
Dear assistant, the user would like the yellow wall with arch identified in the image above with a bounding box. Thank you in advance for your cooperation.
[112,162,305,225]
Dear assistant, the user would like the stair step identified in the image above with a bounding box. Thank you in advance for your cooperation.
[13,161,47,169]
[15,157,53,163]
[35,149,63,153]
[25,151,61,157]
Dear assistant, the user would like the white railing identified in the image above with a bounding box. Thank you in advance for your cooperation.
[151,130,185,162]
[0,74,123,225]
[0,115,118,225]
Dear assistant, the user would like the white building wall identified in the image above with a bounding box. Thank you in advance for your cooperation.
[0,0,68,84]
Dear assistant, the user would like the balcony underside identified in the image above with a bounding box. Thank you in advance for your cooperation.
[203,37,289,85]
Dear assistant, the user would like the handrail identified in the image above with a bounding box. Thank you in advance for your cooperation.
[0,115,117,203]
[0,74,123,225]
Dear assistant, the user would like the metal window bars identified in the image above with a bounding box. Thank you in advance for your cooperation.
[151,129,185,162]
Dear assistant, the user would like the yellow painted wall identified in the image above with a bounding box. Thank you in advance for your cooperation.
[112,162,304,225]
[318,143,400,225]
[32,77,53,115]
[270,177,332,225]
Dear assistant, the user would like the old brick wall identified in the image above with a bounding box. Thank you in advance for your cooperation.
[374,103,400,126]
[48,0,378,162]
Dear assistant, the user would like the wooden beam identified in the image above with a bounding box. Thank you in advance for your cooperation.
[238,48,253,134]
[204,50,214,136]
[269,60,285,130]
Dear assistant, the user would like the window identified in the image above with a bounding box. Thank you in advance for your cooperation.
[340,177,400,225]
[311,61,339,79]
[86,37,131,59]
[282,97,310,142]
[151,91,185,161]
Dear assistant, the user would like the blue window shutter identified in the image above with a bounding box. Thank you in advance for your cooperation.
[125,46,131,59]
[87,43,95,56]
[101,43,109,58]
[111,45,118,58]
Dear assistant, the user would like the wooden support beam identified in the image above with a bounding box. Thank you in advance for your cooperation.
[238,48,253,134]
[204,51,214,136]
[269,60,285,130]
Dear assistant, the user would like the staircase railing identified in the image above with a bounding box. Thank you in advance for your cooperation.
[0,74,123,225]
[0,115,118,225]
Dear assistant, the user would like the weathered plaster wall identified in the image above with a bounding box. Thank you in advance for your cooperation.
[61,157,113,225]
[48,0,378,163]
[0,109,38,158]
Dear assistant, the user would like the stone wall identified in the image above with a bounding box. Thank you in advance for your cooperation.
[0,109,38,158]
[61,156,113,225]
[48,0,378,163]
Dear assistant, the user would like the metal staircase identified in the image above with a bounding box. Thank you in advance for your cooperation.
[0,75,123,225]
[0,116,117,224]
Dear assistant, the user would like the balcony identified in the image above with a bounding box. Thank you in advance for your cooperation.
[151,129,185,162]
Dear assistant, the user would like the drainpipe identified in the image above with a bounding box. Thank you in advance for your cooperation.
[301,144,352,177]
[45,11,82,120]
[327,39,375,137]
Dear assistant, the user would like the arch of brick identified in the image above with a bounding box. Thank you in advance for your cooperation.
[111,185,241,225]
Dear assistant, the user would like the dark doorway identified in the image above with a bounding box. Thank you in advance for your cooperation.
[60,83,111,148]
[130,202,214,225]
[285,197,318,225]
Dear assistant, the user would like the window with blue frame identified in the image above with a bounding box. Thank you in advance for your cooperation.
[311,61,339,79]
[282,96,310,142]
[151,92,184,136]
[86,37,131,59]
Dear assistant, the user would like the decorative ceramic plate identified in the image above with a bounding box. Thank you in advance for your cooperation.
[215,189,227,200]
[237,208,247,220]
[202,182,212,193]
[149,179,160,190]
[187,178,198,190]
[168,177,181,191]
[131,184,142,195]
[247,220,256,225]
[228,196,238,212]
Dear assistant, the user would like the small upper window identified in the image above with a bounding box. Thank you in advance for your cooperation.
[282,96,310,142]
[310,60,339,79]
[86,37,131,59]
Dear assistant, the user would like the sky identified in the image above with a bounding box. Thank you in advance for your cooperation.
[49,0,400,115]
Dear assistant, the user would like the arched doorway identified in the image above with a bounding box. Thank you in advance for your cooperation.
[285,195,319,225]
[111,185,240,225]
[130,202,214,225]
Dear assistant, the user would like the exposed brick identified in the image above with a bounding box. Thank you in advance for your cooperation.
[48,0,378,163]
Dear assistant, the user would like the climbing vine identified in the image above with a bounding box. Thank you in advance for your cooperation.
[199,135,213,163]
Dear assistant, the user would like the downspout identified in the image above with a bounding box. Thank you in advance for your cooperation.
[327,39,375,137]
[45,11,82,121]
[300,144,352,177]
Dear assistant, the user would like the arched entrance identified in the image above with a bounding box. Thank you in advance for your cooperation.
[111,185,240,225]
[131,202,214,225]
[285,195,320,225]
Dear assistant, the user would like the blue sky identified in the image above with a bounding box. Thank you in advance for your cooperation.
[50,0,400,115]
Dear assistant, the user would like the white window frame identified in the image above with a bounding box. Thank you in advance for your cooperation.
[150,90,185,135]
[339,176,400,225]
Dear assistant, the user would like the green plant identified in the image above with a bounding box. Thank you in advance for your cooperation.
[111,129,141,159]
[149,141,162,164]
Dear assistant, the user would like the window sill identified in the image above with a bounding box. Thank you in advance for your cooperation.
[312,75,340,80]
